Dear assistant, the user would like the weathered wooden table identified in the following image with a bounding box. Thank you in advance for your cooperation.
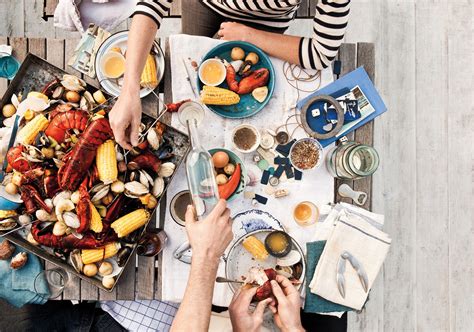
[0,36,375,301]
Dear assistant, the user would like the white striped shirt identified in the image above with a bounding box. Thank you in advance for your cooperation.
[132,0,351,70]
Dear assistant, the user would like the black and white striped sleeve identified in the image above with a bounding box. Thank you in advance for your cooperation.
[132,0,173,29]
[299,0,351,70]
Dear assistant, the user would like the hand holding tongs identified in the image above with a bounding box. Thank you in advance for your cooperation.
[336,251,369,298]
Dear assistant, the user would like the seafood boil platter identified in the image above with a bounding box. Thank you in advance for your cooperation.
[0,54,190,291]
[198,41,275,119]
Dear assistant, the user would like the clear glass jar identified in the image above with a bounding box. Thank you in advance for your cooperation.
[326,141,380,180]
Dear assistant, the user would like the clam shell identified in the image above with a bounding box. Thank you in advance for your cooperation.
[147,128,161,150]
[69,249,83,273]
[91,185,110,203]
[61,80,85,92]
[275,265,293,279]
[158,162,175,178]
[152,177,165,197]
[140,170,154,187]
[139,171,150,189]
[63,212,80,228]
[124,181,149,198]
[276,250,301,267]
[0,218,17,231]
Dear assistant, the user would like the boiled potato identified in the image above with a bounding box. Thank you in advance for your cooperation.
[245,52,259,65]
[2,104,16,118]
[231,47,245,61]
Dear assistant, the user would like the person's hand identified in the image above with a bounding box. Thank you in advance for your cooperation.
[109,86,142,150]
[269,276,304,332]
[185,199,233,262]
[217,22,254,42]
[229,286,272,332]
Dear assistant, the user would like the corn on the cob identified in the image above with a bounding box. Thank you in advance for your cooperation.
[17,114,49,145]
[111,208,150,238]
[200,86,240,106]
[96,140,118,184]
[89,203,103,233]
[140,54,158,89]
[242,235,268,261]
[0,210,17,219]
[81,242,120,265]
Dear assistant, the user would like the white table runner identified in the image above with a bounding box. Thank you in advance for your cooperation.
[161,34,335,306]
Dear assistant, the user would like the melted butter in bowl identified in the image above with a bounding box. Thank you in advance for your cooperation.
[198,59,226,86]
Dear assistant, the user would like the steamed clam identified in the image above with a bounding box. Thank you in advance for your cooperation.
[0,218,17,231]
[276,250,302,267]
[63,212,80,229]
[124,181,149,198]
[69,249,84,273]
[147,128,162,150]
[158,162,175,178]
[139,170,154,189]
[152,177,164,197]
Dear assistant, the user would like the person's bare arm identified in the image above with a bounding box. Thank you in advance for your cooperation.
[171,200,233,331]
[109,15,157,150]
[218,0,351,70]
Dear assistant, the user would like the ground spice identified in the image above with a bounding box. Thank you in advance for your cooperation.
[233,127,257,151]
[291,140,319,170]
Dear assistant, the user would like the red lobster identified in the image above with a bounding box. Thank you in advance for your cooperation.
[19,184,52,215]
[58,117,113,191]
[45,110,89,143]
[31,222,117,249]
[226,64,269,95]
[76,178,92,233]
[127,150,162,174]
[6,145,36,172]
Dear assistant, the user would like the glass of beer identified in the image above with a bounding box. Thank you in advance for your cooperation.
[293,201,319,226]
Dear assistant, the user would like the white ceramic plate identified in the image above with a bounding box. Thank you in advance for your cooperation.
[95,30,165,98]
[231,209,284,241]
[224,229,306,294]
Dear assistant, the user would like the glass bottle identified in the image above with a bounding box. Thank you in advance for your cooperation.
[185,119,220,219]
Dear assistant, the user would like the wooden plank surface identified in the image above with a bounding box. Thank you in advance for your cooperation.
[446,3,473,331]
[353,42,375,211]
[44,0,59,17]
[334,43,356,204]
[25,0,55,38]
[0,0,24,37]
[370,1,416,331]
[415,3,449,330]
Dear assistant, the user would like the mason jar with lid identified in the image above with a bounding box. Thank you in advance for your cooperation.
[326,139,380,180]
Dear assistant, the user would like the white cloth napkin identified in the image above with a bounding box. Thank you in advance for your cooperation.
[160,34,335,306]
[54,0,135,33]
[309,206,391,310]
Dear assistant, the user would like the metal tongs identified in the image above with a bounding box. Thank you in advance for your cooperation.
[336,251,369,298]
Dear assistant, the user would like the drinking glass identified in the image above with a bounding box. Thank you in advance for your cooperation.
[34,268,69,299]
[0,52,20,80]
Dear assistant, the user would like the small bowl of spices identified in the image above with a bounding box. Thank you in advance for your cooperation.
[289,138,323,171]
[231,124,261,153]
[264,231,292,258]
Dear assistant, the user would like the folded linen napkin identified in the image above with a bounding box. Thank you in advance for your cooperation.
[310,211,391,310]
[0,246,50,308]
[304,241,352,314]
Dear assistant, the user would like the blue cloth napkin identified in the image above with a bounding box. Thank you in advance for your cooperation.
[304,241,353,313]
[0,245,50,307]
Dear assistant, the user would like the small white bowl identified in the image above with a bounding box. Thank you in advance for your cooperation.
[100,51,126,79]
[198,58,226,87]
[231,124,261,154]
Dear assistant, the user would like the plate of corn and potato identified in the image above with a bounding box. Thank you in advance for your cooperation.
[95,30,165,98]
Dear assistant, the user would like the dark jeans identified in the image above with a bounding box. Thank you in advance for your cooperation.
[0,300,126,332]
[181,0,288,37]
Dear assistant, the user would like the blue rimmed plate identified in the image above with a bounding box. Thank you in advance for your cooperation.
[197,41,275,119]
[95,30,165,98]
